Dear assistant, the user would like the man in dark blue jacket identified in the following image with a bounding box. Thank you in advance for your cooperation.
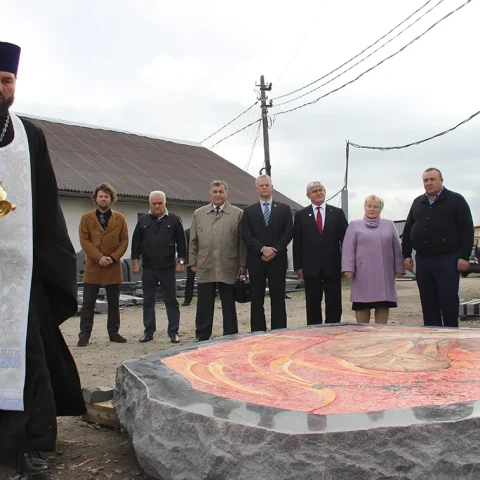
[402,168,473,327]
[131,191,186,343]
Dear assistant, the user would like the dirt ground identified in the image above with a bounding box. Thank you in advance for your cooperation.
[1,276,480,479]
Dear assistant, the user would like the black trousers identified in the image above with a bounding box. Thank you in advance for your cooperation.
[304,269,342,324]
[184,266,196,304]
[249,262,287,332]
[415,253,460,327]
[195,282,237,340]
[79,283,120,338]
[0,276,56,456]
[142,266,179,336]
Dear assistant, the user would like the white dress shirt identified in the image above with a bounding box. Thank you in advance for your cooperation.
[213,204,225,213]
[311,203,326,229]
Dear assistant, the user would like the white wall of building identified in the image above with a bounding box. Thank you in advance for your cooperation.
[59,195,195,255]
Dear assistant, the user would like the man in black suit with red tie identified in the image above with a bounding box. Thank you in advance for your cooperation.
[241,175,293,332]
[293,181,348,324]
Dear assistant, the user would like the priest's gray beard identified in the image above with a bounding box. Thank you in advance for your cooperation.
[0,95,14,116]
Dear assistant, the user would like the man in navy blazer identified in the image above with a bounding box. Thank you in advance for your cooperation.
[241,175,293,331]
[293,181,348,324]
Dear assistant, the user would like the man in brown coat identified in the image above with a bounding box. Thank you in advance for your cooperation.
[77,183,129,346]
[189,180,246,341]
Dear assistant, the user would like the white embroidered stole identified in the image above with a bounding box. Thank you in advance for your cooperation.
[0,112,34,411]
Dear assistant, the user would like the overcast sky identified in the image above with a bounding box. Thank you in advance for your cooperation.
[4,0,480,221]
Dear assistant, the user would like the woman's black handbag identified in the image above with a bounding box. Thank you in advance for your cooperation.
[235,275,251,303]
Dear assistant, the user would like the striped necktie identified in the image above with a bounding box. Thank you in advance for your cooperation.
[263,202,270,226]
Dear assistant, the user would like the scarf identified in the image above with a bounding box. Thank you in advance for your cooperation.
[364,215,380,228]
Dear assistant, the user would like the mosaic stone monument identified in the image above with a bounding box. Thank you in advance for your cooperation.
[114,325,480,479]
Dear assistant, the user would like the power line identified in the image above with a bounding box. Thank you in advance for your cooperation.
[210,118,261,149]
[275,30,311,88]
[326,188,344,202]
[275,0,328,88]
[244,122,261,171]
[274,0,473,118]
[207,1,473,153]
[239,106,260,162]
[274,0,445,108]
[201,101,259,143]
[273,0,436,101]
[349,109,480,151]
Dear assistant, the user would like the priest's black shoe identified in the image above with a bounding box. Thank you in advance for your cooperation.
[15,451,49,475]
[170,334,180,343]
[139,334,153,343]
[30,450,48,466]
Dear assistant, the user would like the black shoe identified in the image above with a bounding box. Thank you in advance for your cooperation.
[77,336,89,347]
[139,334,153,343]
[194,337,208,343]
[182,301,191,306]
[170,334,180,343]
[110,333,127,343]
[15,451,50,475]
[30,450,48,467]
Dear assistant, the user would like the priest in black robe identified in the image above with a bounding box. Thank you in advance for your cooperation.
[0,41,85,475]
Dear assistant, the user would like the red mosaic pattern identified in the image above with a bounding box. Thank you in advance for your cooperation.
[163,326,480,415]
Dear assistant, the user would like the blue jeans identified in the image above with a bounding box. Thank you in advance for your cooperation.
[142,266,179,336]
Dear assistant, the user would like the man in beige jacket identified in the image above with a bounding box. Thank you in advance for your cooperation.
[189,180,246,341]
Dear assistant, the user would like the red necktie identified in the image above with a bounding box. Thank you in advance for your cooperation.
[316,206,323,234]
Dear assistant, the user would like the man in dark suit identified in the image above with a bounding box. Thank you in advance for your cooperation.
[293,181,348,324]
[241,175,293,331]
[182,228,196,307]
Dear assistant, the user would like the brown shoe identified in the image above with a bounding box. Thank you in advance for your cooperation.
[77,336,89,347]
[109,333,127,343]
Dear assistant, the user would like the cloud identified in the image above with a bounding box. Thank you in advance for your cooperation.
[137,55,209,93]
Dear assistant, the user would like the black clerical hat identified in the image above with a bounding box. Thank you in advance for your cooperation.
[0,42,21,76]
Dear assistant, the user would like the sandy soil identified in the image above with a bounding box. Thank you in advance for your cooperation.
[1,276,480,479]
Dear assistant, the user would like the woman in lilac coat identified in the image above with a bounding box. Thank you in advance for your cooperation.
[342,195,404,324]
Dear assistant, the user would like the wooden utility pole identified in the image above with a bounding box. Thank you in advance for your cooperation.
[257,75,272,177]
